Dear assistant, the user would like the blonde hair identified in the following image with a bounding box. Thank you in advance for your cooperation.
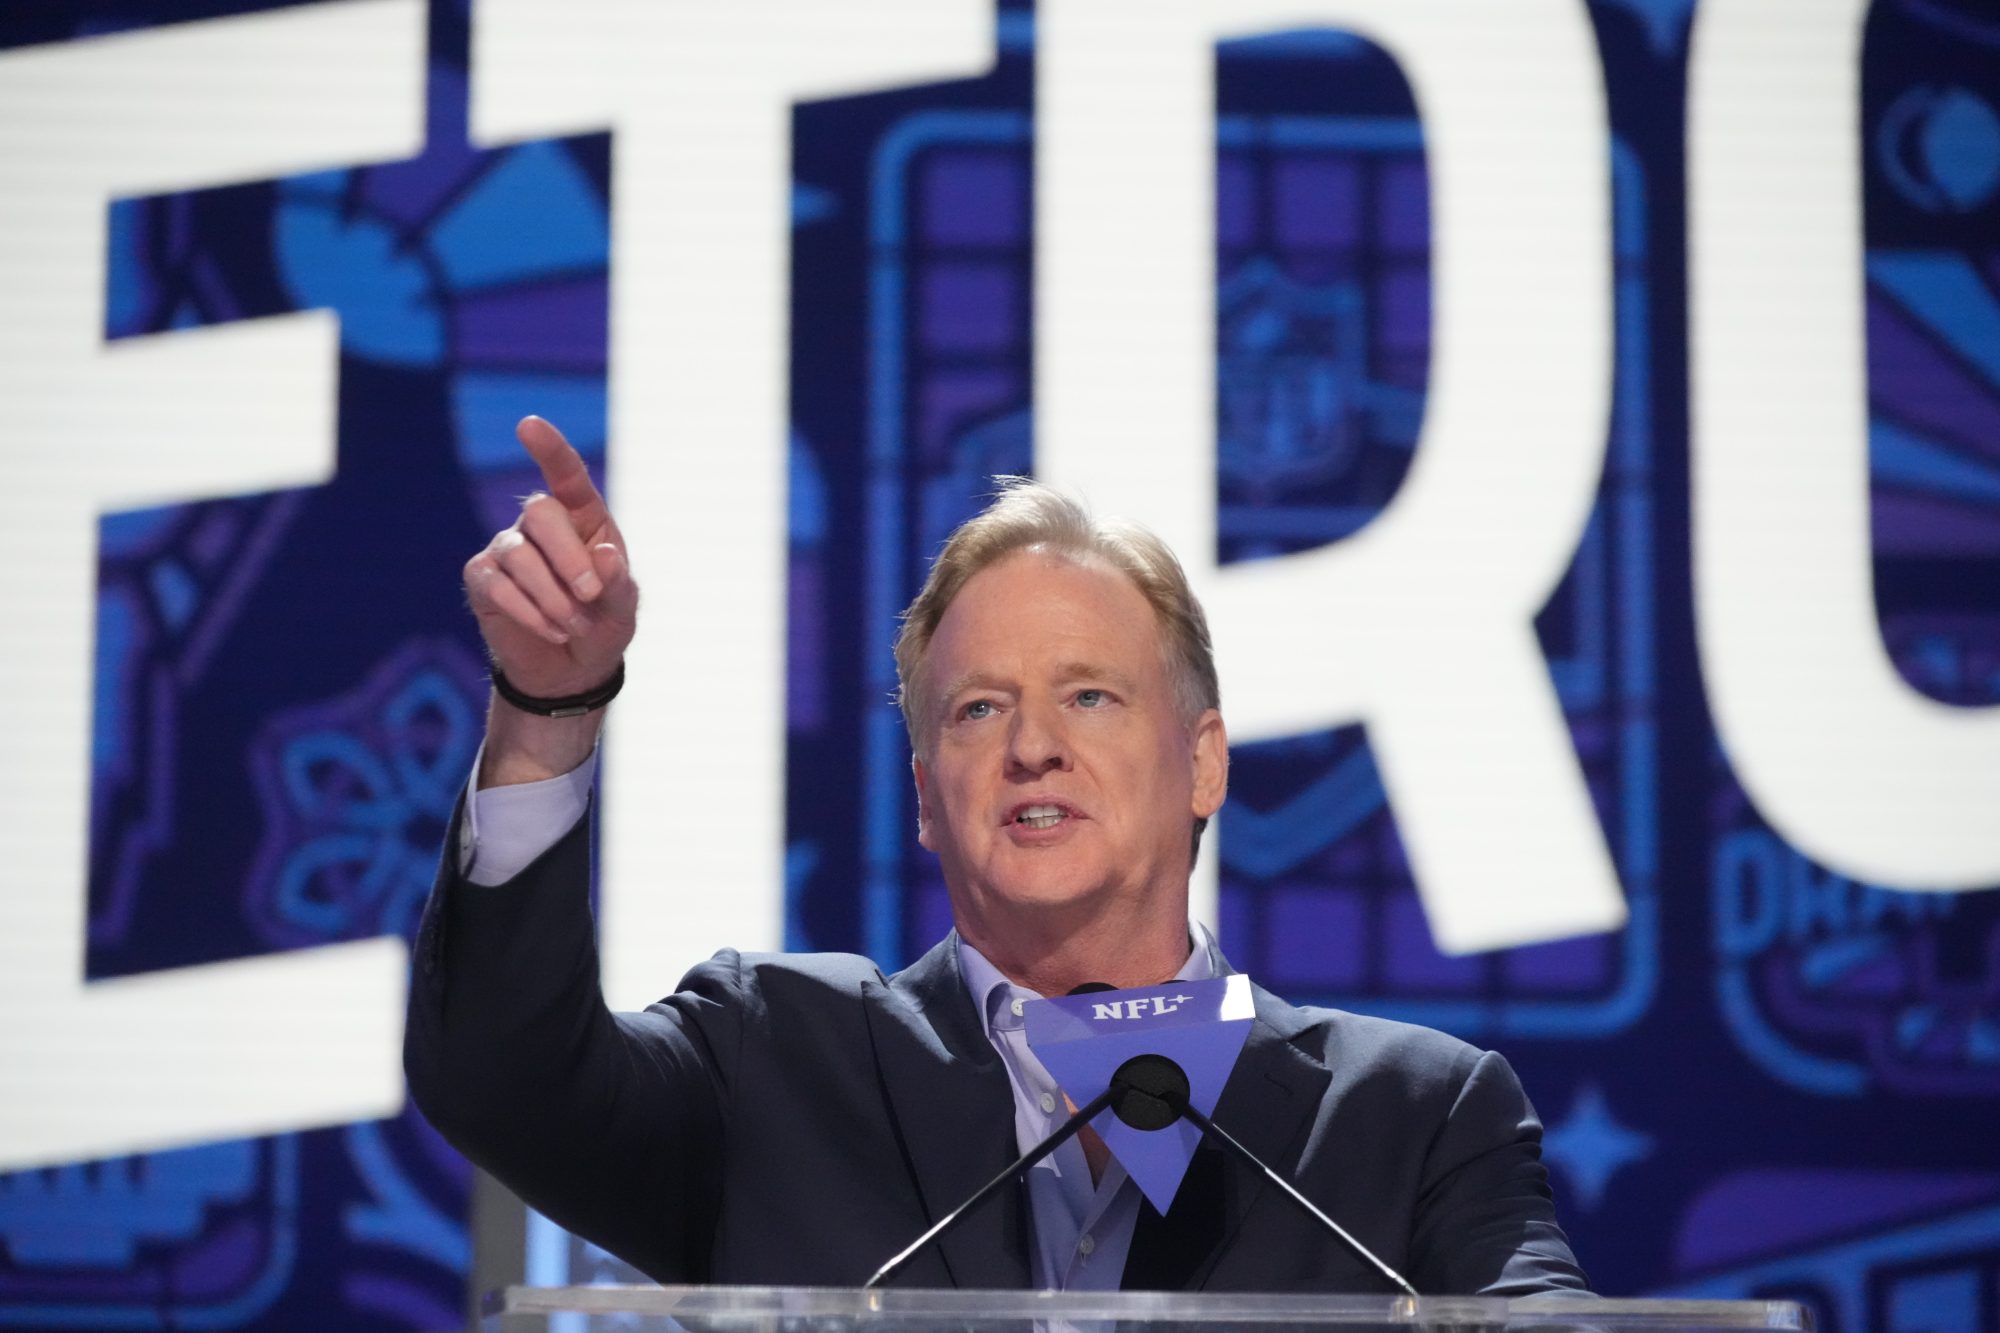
[894,478,1222,856]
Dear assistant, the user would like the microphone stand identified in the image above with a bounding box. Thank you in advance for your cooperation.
[1171,1098,1418,1298]
[1105,1053,1417,1297]
[864,1083,1117,1289]
[866,1052,1418,1298]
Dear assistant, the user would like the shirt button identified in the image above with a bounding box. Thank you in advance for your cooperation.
[1039,1092,1056,1113]
[1079,1234,1096,1257]
[1011,998,1025,1017]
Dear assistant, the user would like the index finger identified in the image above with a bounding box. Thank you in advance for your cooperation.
[516,416,611,535]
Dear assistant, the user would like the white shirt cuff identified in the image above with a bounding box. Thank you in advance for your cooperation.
[459,744,598,886]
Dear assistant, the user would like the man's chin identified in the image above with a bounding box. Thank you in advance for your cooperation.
[976,873,1112,918]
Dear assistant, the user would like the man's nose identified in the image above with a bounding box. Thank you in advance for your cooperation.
[1006,700,1070,773]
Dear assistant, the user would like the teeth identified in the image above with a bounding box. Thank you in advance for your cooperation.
[1017,805,1065,829]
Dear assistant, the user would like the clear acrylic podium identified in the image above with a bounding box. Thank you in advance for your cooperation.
[480,1285,1813,1330]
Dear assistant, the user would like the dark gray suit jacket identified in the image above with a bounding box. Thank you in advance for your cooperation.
[404,808,1587,1294]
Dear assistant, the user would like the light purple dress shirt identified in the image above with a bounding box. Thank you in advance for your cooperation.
[459,745,597,886]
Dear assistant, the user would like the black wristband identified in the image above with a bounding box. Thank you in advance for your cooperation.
[490,661,625,718]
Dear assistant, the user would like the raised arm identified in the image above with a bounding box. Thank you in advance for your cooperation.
[412,418,735,1277]
[463,416,639,786]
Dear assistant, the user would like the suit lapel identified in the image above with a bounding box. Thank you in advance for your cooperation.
[1203,987,1333,1282]
[862,935,1030,1289]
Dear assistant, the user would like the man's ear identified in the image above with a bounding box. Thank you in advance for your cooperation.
[1189,709,1229,820]
[913,754,935,852]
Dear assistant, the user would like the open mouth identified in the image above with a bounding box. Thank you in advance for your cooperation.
[1007,802,1078,831]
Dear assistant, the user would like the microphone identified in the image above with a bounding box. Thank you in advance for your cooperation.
[864,982,1127,1289]
[866,977,1417,1295]
[1026,975,1415,1294]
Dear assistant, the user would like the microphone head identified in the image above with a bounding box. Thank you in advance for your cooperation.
[1066,982,1116,995]
[1023,973,1255,1213]
[1109,1053,1190,1131]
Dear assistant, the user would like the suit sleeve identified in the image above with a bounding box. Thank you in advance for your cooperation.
[403,798,746,1282]
[1406,1048,1592,1296]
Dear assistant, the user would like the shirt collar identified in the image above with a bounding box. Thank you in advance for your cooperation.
[956,925,1220,1037]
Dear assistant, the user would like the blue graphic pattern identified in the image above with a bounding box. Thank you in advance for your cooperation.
[2,1,1997,1328]
[277,171,446,366]
[1214,131,1658,1044]
[1658,1177,2000,1333]
[1541,1084,1654,1214]
[1699,16,2000,1112]
[246,641,485,950]
[1878,86,2000,214]
[0,1145,259,1269]
[0,1139,299,1330]
[3,6,605,1323]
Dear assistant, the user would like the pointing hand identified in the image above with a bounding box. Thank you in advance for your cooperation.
[463,416,638,703]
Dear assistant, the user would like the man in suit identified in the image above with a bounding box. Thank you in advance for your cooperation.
[405,417,1588,1294]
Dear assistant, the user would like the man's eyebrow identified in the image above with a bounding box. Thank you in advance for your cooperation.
[934,663,1141,711]
[936,670,1010,707]
[1052,661,1140,692]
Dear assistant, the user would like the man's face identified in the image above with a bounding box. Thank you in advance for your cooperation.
[912,549,1227,942]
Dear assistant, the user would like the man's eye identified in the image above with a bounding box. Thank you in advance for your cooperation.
[961,700,994,720]
[1076,689,1107,709]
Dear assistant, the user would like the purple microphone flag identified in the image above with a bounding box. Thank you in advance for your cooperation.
[1022,974,1255,1213]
